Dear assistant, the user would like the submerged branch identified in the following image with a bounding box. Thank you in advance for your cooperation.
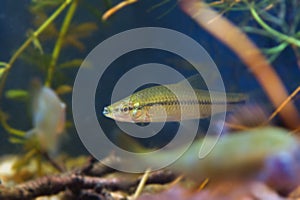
[180,0,300,129]
[0,156,176,200]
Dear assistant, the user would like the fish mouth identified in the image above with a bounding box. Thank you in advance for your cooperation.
[102,105,135,122]
[102,106,112,118]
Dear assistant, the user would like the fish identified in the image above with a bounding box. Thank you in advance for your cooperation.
[27,80,66,154]
[137,127,300,191]
[103,75,247,123]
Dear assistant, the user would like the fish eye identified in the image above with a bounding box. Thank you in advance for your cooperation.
[121,104,130,113]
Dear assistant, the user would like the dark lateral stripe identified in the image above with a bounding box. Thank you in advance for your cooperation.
[141,99,246,108]
[226,99,247,105]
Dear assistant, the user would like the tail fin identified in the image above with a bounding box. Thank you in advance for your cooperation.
[226,104,269,131]
[226,93,248,105]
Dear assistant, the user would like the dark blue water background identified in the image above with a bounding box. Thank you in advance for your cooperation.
[0,0,299,155]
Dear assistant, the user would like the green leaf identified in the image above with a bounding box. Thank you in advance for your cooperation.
[0,68,5,79]
[5,89,29,101]
[0,62,8,67]
[71,22,98,38]
[63,22,98,50]
[65,120,73,129]
[20,48,52,72]
[58,59,83,68]
[28,30,44,54]
[9,137,25,144]
[56,85,72,95]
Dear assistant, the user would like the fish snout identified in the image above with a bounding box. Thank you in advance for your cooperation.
[103,106,110,116]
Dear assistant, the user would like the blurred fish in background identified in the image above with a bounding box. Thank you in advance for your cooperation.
[26,80,66,155]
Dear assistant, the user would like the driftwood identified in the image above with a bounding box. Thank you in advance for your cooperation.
[0,156,177,200]
[180,0,300,129]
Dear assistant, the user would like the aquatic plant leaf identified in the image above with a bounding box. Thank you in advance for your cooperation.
[21,48,52,72]
[63,22,98,50]
[0,68,5,79]
[65,120,73,129]
[260,10,288,32]
[27,29,44,54]
[0,62,7,80]
[12,149,37,172]
[5,90,29,101]
[9,137,25,144]
[64,36,85,51]
[180,0,300,128]
[32,39,44,55]
[51,70,70,87]
[0,62,7,67]
[69,22,98,38]
[56,85,72,95]
[58,59,83,68]
[30,10,58,41]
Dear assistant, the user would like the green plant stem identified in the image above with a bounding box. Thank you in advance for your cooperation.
[0,0,72,135]
[0,0,72,101]
[264,42,288,54]
[249,3,300,47]
[46,0,78,87]
[0,114,25,137]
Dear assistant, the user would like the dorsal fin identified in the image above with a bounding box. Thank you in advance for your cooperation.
[176,74,224,91]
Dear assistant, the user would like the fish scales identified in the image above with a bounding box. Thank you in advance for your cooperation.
[103,82,247,123]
